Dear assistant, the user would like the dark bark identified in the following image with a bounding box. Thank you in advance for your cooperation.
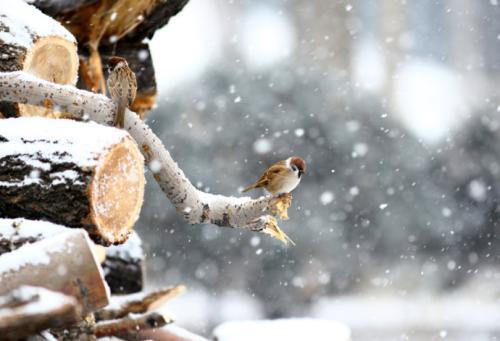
[102,257,144,294]
[27,0,98,17]
[102,232,145,294]
[0,152,99,239]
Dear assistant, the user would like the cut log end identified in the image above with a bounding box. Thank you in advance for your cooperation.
[25,37,78,84]
[90,136,145,244]
[18,37,79,117]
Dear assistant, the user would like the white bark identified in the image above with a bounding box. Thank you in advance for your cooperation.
[0,71,291,240]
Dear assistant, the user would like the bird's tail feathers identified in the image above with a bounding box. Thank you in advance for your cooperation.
[242,183,258,193]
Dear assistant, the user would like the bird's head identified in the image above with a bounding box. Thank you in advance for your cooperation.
[289,156,306,177]
[107,56,128,71]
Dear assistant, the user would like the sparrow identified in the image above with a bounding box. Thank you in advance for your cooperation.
[107,56,137,128]
[242,156,306,195]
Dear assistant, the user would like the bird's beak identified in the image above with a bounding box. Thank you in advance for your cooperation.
[299,170,304,177]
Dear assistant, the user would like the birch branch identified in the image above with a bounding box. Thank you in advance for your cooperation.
[0,71,292,242]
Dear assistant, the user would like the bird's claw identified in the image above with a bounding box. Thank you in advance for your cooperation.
[271,193,293,220]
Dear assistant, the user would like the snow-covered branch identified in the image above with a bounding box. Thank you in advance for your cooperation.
[0,72,292,242]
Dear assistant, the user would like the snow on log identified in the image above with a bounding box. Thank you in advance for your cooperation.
[0,286,80,340]
[103,231,145,294]
[0,218,106,264]
[0,117,145,245]
[0,218,67,255]
[0,229,110,314]
[0,0,78,118]
[95,285,186,321]
[0,72,294,244]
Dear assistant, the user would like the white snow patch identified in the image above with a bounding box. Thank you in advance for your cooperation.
[150,0,222,93]
[320,191,334,205]
[294,128,305,137]
[310,295,500,331]
[0,286,77,317]
[253,138,272,154]
[0,0,75,49]
[50,170,83,186]
[149,158,162,173]
[468,179,487,202]
[352,38,386,92]
[106,231,144,261]
[393,60,467,144]
[239,5,296,69]
[213,318,351,341]
[0,117,128,169]
[0,230,76,274]
[0,218,67,240]
[353,143,368,158]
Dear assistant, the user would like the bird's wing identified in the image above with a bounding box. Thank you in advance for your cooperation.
[242,160,288,192]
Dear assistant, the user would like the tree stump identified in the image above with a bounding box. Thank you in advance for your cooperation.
[0,117,145,245]
[0,0,78,118]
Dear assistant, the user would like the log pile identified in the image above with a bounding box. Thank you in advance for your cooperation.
[0,0,297,338]
[0,1,189,338]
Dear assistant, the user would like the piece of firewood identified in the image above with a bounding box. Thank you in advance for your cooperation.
[95,285,186,321]
[0,286,80,341]
[94,312,173,338]
[102,231,145,294]
[0,230,110,314]
[0,117,145,245]
[0,0,78,118]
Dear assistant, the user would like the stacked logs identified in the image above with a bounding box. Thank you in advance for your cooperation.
[0,0,191,339]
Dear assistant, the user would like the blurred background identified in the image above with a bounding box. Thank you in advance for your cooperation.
[137,0,500,339]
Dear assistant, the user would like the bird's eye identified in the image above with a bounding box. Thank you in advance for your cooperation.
[292,165,298,172]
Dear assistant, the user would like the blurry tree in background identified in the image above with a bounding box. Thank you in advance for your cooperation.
[138,0,500,334]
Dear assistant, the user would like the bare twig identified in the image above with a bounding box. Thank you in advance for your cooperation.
[94,312,173,337]
[0,71,293,242]
[95,285,186,321]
